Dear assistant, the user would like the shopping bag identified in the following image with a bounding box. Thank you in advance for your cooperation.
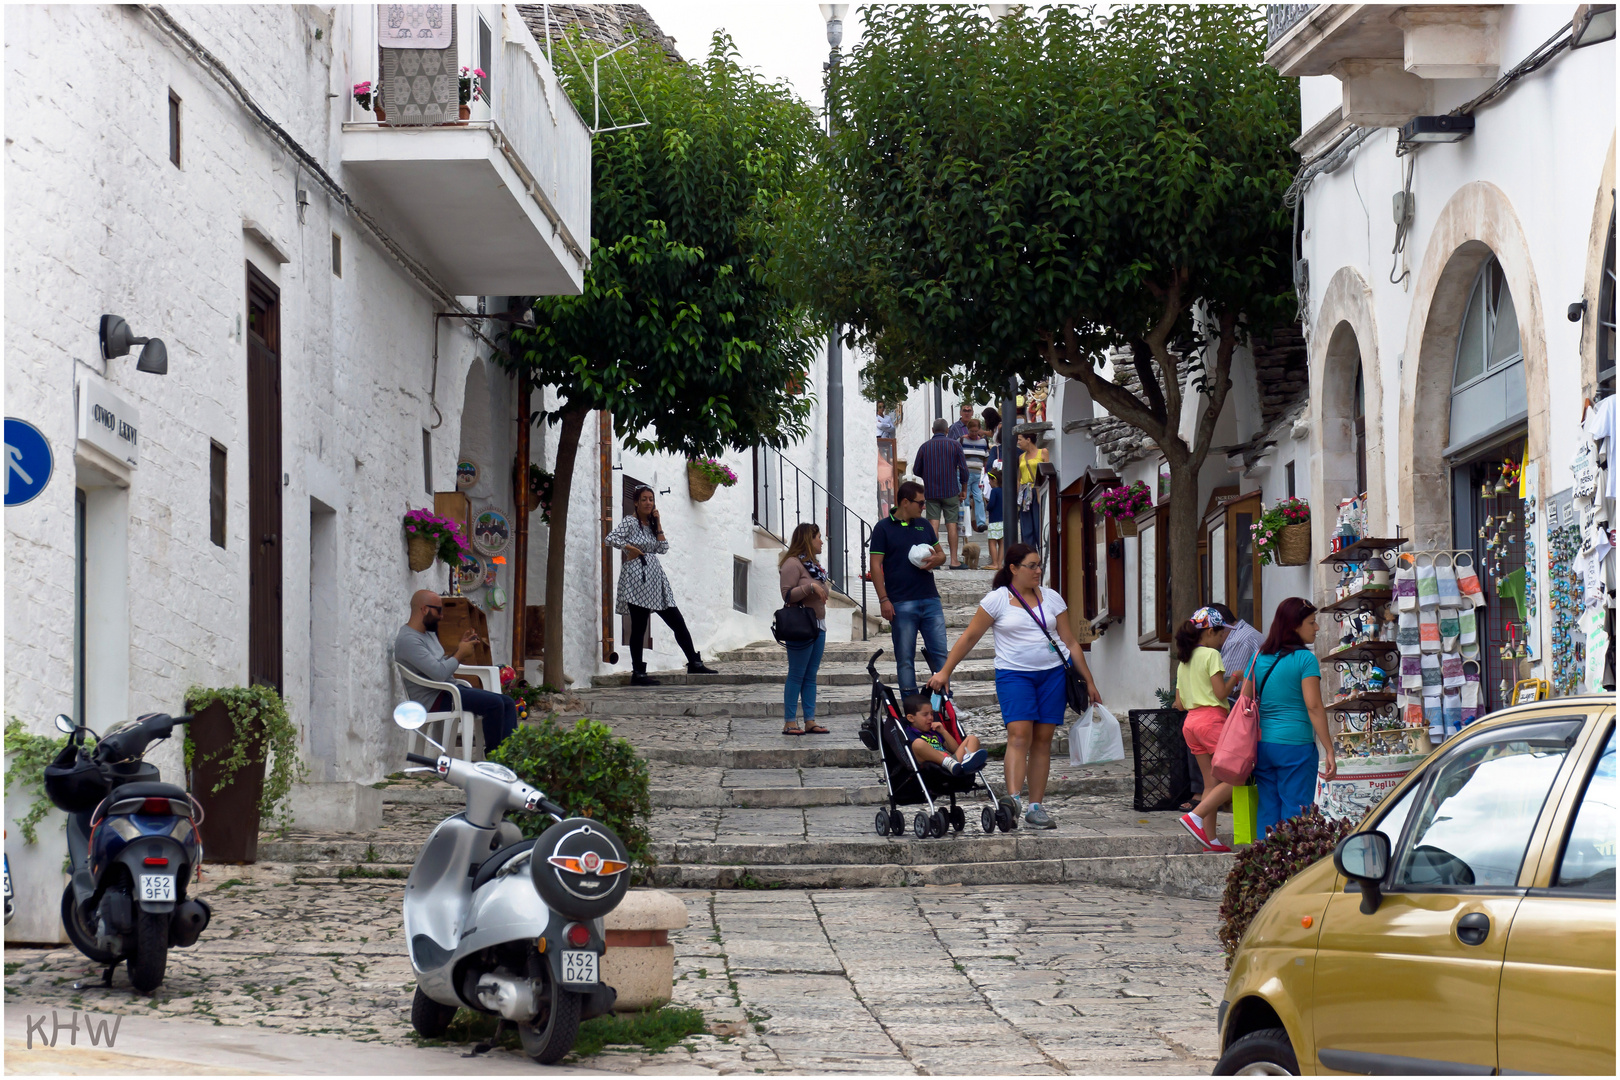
[1213,658,1270,786]
[1232,783,1261,845]
[1070,703,1125,765]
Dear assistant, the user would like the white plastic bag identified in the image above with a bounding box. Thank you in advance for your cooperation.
[1069,703,1125,766]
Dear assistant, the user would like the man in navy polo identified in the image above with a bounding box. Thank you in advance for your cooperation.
[868,480,948,695]
[913,418,970,569]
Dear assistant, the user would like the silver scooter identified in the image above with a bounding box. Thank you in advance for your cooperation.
[393,703,630,1064]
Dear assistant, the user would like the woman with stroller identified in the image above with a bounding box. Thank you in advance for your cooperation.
[607,486,719,685]
[927,543,1102,830]
[778,523,831,735]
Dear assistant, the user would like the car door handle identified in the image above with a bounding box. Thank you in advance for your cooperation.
[1456,912,1490,946]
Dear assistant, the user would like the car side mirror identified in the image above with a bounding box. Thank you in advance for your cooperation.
[1335,831,1391,914]
[54,714,76,734]
[393,702,428,731]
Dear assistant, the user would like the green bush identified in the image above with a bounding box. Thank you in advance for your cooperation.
[488,717,653,867]
[3,717,79,843]
[184,684,308,829]
[1218,806,1355,968]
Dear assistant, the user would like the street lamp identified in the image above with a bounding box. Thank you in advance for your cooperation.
[99,314,168,375]
[821,4,848,591]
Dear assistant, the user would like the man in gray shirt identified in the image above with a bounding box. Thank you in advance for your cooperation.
[395,590,518,752]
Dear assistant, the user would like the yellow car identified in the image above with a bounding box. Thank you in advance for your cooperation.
[1216,695,1615,1075]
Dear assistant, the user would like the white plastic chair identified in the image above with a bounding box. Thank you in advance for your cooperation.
[394,662,478,762]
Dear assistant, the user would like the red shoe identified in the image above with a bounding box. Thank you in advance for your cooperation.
[1206,841,1234,853]
[1178,813,1213,849]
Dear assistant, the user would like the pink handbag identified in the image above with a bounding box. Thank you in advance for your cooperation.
[1213,656,1273,786]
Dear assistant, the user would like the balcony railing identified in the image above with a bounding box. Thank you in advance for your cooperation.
[753,445,875,639]
[1268,4,1317,46]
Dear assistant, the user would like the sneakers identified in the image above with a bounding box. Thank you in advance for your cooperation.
[1206,840,1234,853]
[1178,812,1212,848]
[998,795,1021,824]
[1024,802,1056,829]
[959,748,988,774]
[943,756,963,776]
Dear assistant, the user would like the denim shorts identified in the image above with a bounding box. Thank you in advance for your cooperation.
[995,664,1068,725]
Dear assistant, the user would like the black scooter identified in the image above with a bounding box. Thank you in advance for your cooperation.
[45,712,211,993]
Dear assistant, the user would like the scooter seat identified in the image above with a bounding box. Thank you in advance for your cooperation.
[108,781,190,802]
[471,840,536,891]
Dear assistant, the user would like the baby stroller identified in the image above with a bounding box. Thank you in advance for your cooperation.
[860,650,1014,838]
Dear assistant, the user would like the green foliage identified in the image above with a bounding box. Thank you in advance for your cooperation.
[183,685,309,829]
[511,29,823,457]
[572,1006,707,1058]
[1154,687,1178,709]
[487,717,654,867]
[3,716,82,844]
[1218,807,1355,968]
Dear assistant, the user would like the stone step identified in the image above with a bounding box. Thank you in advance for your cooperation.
[573,683,1003,719]
[648,831,1204,868]
[590,658,1001,689]
[651,772,1133,809]
[718,640,997,663]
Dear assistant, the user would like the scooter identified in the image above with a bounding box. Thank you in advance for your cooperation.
[43,712,211,992]
[393,702,630,1064]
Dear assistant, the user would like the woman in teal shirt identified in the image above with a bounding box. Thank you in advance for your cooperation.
[1249,598,1338,833]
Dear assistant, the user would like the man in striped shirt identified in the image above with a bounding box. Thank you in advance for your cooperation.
[913,419,970,569]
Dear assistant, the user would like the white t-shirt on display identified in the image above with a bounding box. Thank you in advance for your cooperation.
[980,586,1071,671]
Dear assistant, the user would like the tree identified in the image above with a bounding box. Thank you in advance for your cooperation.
[778,5,1297,631]
[508,31,822,687]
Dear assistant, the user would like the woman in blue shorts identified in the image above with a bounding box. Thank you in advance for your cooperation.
[928,543,1101,830]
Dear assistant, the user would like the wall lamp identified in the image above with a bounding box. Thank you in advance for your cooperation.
[99,314,168,374]
[1399,114,1475,144]
[1573,4,1616,48]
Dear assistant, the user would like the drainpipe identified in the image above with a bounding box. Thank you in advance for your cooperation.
[511,371,531,673]
[600,410,618,663]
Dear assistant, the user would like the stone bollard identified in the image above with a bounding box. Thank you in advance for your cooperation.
[602,889,688,1011]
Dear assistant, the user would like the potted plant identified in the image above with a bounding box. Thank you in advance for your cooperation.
[353,80,383,122]
[403,508,471,573]
[686,458,737,503]
[1253,496,1311,566]
[183,684,307,863]
[1093,480,1153,537]
[457,66,487,121]
[528,464,555,524]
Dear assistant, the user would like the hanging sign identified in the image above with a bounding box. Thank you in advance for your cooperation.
[3,418,53,507]
[76,376,140,469]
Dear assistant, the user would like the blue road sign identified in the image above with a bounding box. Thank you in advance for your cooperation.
[4,418,53,507]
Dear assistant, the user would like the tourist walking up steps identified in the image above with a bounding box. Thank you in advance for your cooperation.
[1182,601,1264,810]
[959,416,990,534]
[779,523,831,736]
[1173,608,1244,852]
[914,418,970,569]
[1251,597,1338,833]
[869,480,948,695]
[928,543,1102,830]
[607,485,718,685]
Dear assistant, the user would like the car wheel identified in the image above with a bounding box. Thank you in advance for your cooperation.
[1214,1027,1298,1076]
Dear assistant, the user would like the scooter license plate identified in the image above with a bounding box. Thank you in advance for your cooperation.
[139,874,175,902]
[560,950,598,986]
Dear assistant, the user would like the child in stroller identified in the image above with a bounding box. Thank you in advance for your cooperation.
[863,650,1016,838]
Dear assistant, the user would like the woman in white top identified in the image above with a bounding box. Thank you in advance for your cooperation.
[928,543,1101,830]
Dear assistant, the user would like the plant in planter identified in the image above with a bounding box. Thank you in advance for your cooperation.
[353,80,376,113]
[528,464,556,524]
[3,716,83,844]
[458,66,487,115]
[403,507,472,573]
[1218,806,1355,968]
[686,458,737,503]
[1092,481,1153,536]
[487,716,653,871]
[1252,496,1311,566]
[183,684,307,861]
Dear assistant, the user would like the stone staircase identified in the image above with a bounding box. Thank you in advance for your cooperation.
[256,568,1234,900]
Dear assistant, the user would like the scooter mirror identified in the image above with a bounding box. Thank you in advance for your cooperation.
[393,701,429,730]
[54,714,76,734]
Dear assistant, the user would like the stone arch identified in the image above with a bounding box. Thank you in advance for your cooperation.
[1309,266,1382,592]
[457,357,495,500]
[1580,133,1616,399]
[1399,181,1549,548]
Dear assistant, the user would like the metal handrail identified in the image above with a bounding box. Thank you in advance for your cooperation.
[753,446,875,640]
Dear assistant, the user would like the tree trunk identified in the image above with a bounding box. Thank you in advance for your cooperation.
[1163,454,1203,636]
[543,404,589,690]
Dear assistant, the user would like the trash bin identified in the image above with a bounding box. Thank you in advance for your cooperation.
[1128,708,1192,812]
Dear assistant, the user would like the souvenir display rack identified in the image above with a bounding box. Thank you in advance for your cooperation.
[1319,535,1413,757]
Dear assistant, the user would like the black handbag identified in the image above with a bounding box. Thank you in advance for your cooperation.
[1010,586,1091,714]
[772,603,818,644]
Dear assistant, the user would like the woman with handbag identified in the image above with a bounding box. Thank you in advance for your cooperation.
[1249,597,1338,833]
[778,523,831,735]
[1173,608,1245,852]
[927,543,1101,830]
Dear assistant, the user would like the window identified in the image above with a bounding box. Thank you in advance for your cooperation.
[168,90,182,167]
[331,233,342,278]
[1285,460,1296,500]
[209,441,227,548]
[422,429,432,495]
[1353,365,1367,495]
[1554,726,1615,894]
[1392,719,1581,890]
[1206,492,1262,629]
[733,556,749,613]
[1599,209,1615,399]
[1449,256,1527,450]
[1370,782,1416,851]
[1137,509,1168,646]
[478,17,493,102]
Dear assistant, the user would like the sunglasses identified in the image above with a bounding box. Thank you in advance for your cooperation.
[426,605,443,614]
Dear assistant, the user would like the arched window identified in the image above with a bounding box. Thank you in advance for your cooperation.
[1449,257,1527,452]
[1599,208,1615,399]
[1353,365,1367,495]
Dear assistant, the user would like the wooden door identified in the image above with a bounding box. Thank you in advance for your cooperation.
[246,267,284,691]
[1205,491,1263,630]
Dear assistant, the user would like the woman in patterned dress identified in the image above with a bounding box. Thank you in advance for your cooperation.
[607,486,718,686]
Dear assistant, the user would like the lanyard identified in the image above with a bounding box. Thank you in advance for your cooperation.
[1009,586,1051,641]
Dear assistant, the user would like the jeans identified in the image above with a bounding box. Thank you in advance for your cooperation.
[784,629,827,723]
[628,604,698,669]
[960,470,986,531]
[889,597,948,695]
[432,685,519,755]
[1020,496,1041,550]
[1254,741,1321,834]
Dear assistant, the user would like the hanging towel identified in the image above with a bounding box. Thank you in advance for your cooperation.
[1497,568,1528,622]
[1395,557,1419,611]
[1401,655,1424,689]
[1441,654,1465,688]
[1460,661,1482,707]
[1436,557,1462,607]
[1455,554,1486,608]
[1398,611,1421,653]
[1416,555,1440,609]
[1442,692,1463,738]
[1423,691,1443,726]
[1439,611,1461,651]
[1404,701,1426,727]
[1458,607,1478,644]
[1419,609,1441,652]
[1421,652,1442,688]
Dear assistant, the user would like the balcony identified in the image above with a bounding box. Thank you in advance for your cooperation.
[340,4,590,296]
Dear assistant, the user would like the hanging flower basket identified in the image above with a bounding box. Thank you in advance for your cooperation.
[1276,522,1312,566]
[407,534,437,572]
[1254,497,1311,566]
[687,458,737,503]
[1093,481,1152,537]
[403,508,472,572]
[1118,517,1139,538]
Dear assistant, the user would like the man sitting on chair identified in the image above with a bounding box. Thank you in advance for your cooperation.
[395,590,518,754]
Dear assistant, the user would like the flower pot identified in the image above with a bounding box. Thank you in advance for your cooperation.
[687,464,717,503]
[1276,522,1311,566]
[189,701,268,864]
[374,105,386,123]
[407,533,437,572]
[1117,517,1138,537]
[459,103,471,121]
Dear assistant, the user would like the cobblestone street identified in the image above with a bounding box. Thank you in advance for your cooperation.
[5,878,1225,1074]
